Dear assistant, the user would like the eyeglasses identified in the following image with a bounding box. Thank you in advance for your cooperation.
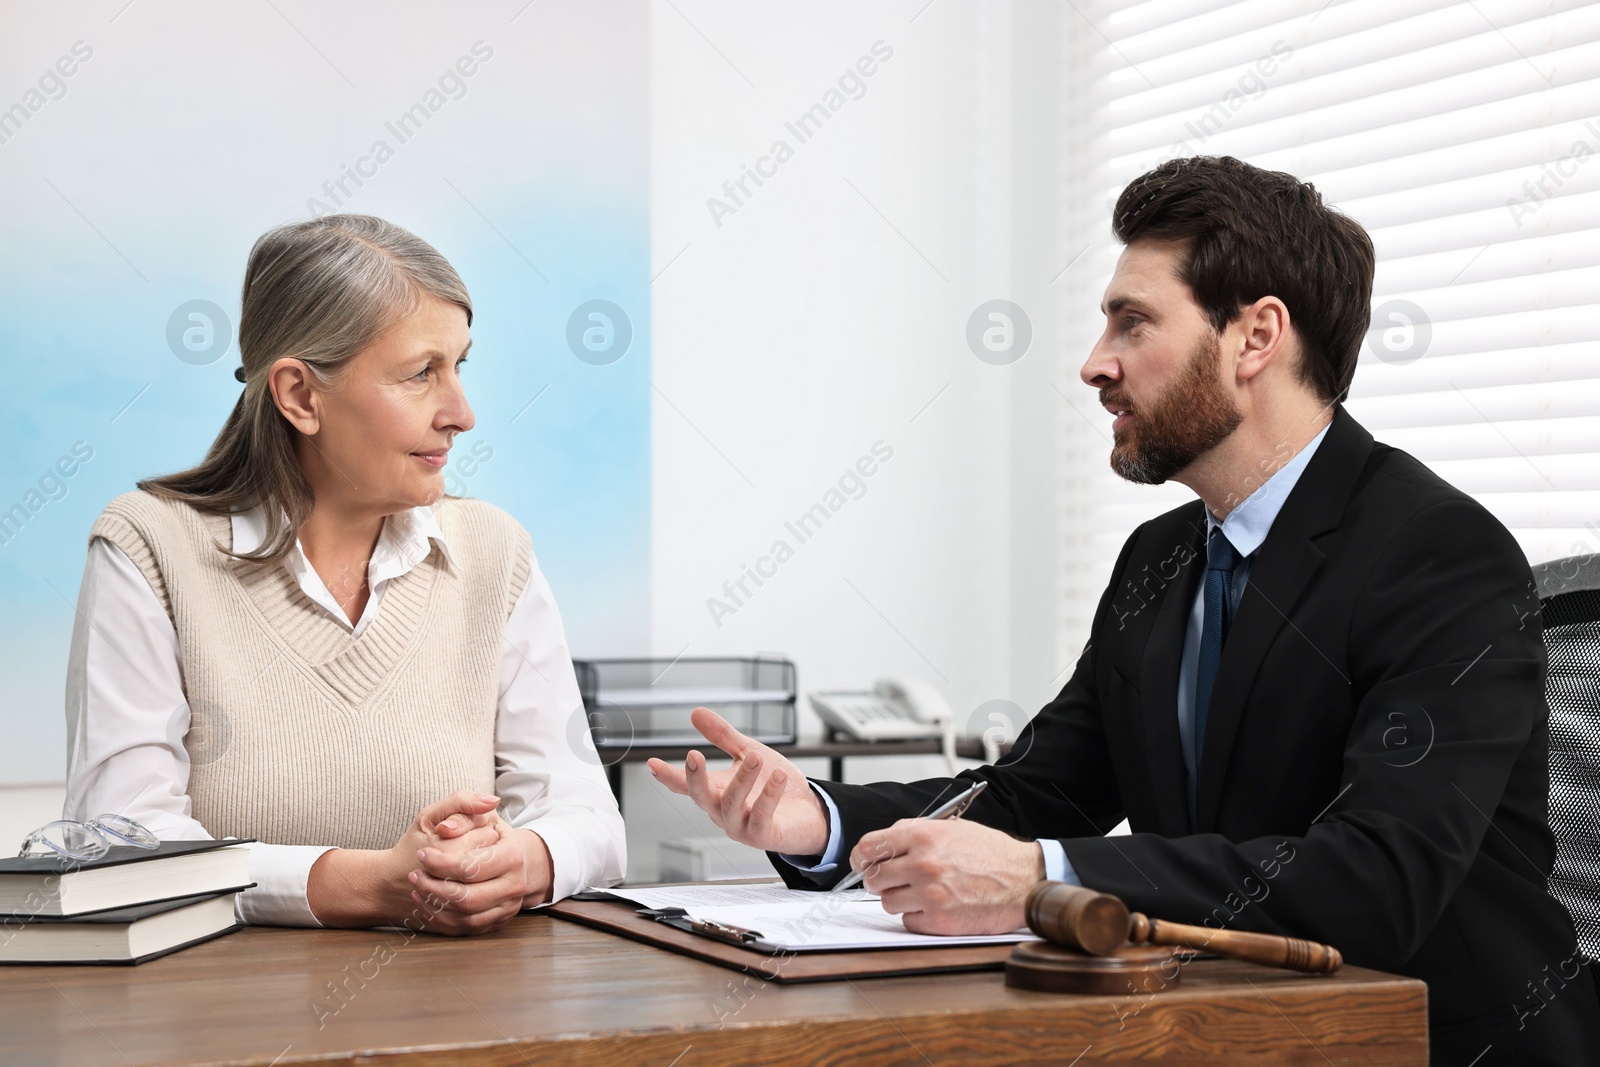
[18,815,159,862]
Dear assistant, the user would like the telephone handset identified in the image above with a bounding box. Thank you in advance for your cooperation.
[809,678,960,773]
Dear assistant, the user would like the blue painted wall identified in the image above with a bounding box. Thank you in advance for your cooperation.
[0,1,650,781]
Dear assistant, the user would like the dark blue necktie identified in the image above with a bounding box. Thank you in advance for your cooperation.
[1194,527,1243,781]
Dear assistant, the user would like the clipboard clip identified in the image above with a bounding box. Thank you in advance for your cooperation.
[637,907,765,946]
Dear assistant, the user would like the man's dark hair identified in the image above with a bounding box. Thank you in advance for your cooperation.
[1112,156,1375,403]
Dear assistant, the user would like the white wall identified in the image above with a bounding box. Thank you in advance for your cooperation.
[630,0,1073,879]
[0,785,67,854]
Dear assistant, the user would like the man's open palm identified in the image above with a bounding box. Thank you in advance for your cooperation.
[647,707,829,856]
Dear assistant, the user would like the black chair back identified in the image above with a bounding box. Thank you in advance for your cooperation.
[1534,552,1600,962]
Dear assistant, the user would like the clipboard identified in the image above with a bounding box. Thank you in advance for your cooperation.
[545,892,1024,983]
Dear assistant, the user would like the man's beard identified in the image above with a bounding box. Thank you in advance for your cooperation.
[1104,333,1243,485]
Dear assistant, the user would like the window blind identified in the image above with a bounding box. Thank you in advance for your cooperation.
[1056,0,1600,667]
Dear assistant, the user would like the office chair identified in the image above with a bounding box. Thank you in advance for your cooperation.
[1535,552,1600,962]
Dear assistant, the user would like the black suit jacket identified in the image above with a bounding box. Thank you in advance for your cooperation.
[774,408,1598,1065]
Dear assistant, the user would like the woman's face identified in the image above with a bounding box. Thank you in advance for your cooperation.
[293,294,476,516]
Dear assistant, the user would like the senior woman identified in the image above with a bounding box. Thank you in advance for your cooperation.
[62,214,625,933]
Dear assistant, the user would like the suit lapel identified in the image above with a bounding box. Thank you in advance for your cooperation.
[1194,535,1325,829]
[1194,407,1375,829]
[1136,511,1208,836]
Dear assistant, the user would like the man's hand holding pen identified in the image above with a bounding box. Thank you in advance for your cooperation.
[849,817,1045,935]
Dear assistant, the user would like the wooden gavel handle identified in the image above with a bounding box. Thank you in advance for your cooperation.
[1129,913,1342,974]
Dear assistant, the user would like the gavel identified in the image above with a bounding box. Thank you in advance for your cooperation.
[1024,881,1342,974]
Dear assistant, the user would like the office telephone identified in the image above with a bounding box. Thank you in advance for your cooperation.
[809,678,959,773]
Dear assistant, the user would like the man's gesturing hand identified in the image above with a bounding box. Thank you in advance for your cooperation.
[850,818,1046,936]
[647,707,829,856]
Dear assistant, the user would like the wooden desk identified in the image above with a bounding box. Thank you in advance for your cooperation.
[1,912,1428,1065]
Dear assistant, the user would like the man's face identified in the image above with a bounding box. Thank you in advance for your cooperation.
[1079,239,1242,484]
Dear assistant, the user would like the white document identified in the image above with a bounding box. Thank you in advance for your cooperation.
[605,881,1036,952]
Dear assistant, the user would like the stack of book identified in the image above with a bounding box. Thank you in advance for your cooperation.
[0,839,255,964]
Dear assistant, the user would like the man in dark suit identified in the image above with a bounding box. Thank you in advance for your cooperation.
[649,156,1598,1064]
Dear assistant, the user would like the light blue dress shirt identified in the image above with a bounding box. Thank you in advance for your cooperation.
[785,423,1333,884]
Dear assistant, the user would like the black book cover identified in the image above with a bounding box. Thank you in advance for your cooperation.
[6,890,247,925]
[0,838,257,876]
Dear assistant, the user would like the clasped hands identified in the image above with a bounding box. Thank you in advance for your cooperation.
[648,707,1045,936]
[308,789,553,935]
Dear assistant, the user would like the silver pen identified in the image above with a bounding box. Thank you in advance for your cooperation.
[830,779,989,894]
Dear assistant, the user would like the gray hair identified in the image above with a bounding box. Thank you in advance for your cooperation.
[140,215,472,562]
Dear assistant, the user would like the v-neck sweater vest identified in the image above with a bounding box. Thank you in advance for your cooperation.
[89,490,532,851]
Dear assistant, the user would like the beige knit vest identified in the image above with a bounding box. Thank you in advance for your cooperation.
[89,491,531,850]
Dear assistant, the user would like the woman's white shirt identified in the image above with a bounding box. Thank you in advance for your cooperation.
[63,503,626,926]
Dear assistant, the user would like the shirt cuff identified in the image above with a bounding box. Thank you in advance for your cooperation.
[235,843,340,927]
[1038,839,1080,885]
[520,821,578,905]
[777,782,844,872]
[516,813,625,906]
